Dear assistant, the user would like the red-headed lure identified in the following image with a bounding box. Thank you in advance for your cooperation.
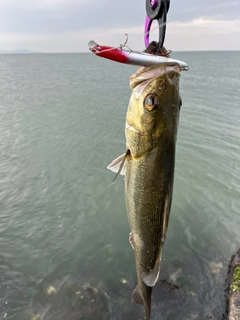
[88,40,189,71]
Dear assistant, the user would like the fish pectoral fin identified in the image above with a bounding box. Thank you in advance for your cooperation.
[142,251,162,287]
[107,150,130,184]
[107,153,126,174]
[129,232,134,250]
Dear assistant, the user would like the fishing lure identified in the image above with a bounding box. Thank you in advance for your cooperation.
[88,40,188,71]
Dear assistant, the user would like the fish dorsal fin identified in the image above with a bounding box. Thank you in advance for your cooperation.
[142,250,162,287]
[107,150,130,183]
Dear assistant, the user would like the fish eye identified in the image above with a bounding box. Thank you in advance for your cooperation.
[144,94,159,112]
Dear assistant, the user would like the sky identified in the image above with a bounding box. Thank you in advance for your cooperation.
[0,0,240,52]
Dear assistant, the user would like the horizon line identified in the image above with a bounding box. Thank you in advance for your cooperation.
[1,49,240,55]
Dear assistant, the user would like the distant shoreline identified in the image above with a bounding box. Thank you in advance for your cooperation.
[0,50,240,55]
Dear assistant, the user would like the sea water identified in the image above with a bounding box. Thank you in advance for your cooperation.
[0,51,240,319]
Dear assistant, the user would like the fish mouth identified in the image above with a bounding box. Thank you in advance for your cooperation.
[125,122,140,133]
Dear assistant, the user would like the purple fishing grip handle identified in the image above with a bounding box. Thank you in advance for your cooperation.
[144,16,152,47]
[144,0,158,47]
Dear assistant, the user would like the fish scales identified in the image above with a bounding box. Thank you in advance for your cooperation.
[126,141,175,270]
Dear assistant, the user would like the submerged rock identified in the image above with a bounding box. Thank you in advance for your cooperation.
[46,286,57,295]
[22,276,114,320]
[209,261,223,274]
[30,315,41,320]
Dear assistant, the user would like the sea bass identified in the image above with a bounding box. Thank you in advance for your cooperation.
[108,63,182,319]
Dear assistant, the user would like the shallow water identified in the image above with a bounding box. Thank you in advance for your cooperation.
[0,51,240,320]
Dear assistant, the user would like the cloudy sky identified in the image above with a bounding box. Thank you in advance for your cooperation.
[0,0,240,52]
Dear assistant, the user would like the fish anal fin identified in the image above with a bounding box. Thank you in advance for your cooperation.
[132,285,143,304]
[107,150,130,183]
[142,250,162,287]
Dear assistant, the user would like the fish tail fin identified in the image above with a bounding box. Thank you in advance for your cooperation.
[132,285,152,320]
[143,287,152,320]
[144,304,151,320]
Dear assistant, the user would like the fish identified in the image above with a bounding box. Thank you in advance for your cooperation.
[108,62,182,319]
